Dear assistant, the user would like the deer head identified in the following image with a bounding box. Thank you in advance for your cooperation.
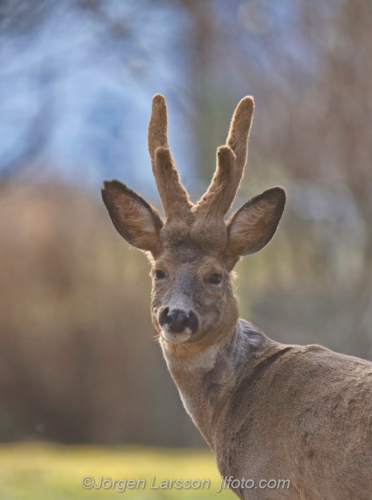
[102,94,285,357]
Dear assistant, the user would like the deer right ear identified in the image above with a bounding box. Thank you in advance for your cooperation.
[102,180,163,255]
[226,187,286,266]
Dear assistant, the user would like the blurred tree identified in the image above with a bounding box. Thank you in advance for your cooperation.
[0,0,371,446]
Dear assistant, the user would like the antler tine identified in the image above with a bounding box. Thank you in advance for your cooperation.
[148,94,168,160]
[195,96,255,218]
[226,96,255,180]
[194,146,237,217]
[148,94,193,219]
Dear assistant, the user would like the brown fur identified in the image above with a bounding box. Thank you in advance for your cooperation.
[226,186,286,260]
[148,94,169,158]
[226,96,254,176]
[154,146,193,222]
[101,94,372,499]
[148,95,192,221]
[101,179,163,254]
[195,96,254,217]
[195,145,237,216]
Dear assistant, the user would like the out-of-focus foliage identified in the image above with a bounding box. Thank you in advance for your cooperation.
[0,182,201,446]
[0,443,234,499]
[0,0,371,446]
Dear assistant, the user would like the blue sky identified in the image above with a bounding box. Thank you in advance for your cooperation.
[0,1,194,195]
[0,0,337,195]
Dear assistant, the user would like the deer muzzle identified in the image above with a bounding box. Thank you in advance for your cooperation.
[159,307,199,339]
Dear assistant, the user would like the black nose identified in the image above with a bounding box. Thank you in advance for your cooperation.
[159,308,198,334]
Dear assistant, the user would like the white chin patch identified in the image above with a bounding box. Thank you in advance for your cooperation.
[161,327,192,344]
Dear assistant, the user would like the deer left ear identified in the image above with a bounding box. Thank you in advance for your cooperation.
[226,187,286,260]
[102,180,163,255]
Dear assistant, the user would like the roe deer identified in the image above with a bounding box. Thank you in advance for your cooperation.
[102,94,372,499]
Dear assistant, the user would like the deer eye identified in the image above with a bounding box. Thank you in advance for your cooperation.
[208,273,222,284]
[155,269,166,280]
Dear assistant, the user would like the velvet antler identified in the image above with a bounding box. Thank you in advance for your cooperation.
[195,96,254,218]
[148,94,193,221]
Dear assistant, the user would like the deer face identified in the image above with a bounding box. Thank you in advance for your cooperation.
[102,95,285,355]
[151,242,236,346]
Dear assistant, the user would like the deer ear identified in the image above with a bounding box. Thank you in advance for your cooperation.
[102,180,163,254]
[226,187,285,259]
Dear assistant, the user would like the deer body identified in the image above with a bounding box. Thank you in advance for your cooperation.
[102,94,372,499]
[163,320,372,500]
[162,319,372,500]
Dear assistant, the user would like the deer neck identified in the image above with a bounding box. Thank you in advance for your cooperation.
[159,319,268,449]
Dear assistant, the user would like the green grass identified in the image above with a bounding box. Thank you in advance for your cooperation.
[0,442,235,499]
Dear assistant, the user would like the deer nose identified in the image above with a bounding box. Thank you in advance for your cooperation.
[166,310,190,333]
[159,308,198,334]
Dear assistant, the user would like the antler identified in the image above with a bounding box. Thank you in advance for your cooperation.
[195,96,254,218]
[148,94,193,220]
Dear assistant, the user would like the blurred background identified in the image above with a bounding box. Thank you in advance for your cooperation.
[0,0,371,497]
